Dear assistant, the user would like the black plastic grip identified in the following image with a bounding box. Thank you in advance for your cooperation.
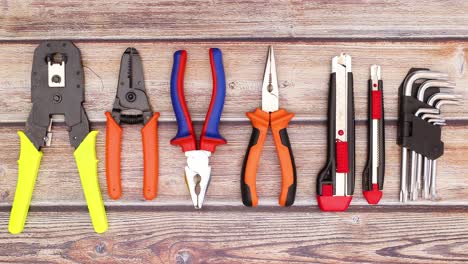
[347,72,356,195]
[317,73,337,194]
[241,127,260,206]
[279,128,297,206]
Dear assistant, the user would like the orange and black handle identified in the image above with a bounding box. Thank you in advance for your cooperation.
[141,113,160,200]
[270,109,296,206]
[105,112,123,200]
[241,108,296,207]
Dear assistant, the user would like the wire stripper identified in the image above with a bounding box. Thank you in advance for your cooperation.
[105,48,159,200]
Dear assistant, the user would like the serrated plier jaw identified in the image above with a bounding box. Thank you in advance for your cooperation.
[184,150,212,209]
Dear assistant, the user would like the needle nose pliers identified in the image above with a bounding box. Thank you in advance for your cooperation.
[105,48,160,200]
[9,41,108,234]
[241,46,297,207]
[170,48,227,209]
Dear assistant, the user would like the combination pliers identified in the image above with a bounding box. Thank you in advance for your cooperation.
[9,41,108,234]
[170,48,227,209]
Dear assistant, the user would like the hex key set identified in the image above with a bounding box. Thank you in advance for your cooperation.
[397,68,461,202]
[6,40,462,233]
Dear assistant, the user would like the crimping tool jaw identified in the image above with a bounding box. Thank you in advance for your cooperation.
[184,150,212,209]
[47,53,66,88]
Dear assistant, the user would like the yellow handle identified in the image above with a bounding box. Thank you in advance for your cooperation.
[9,131,43,234]
[74,131,108,233]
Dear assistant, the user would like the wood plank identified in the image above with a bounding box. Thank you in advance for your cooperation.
[0,122,466,206]
[0,41,466,123]
[0,209,467,263]
[1,1,468,40]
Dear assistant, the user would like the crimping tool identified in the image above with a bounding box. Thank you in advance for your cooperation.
[9,41,108,234]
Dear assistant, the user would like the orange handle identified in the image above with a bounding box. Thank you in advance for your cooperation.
[105,112,123,200]
[270,109,296,206]
[141,113,160,200]
[241,108,269,207]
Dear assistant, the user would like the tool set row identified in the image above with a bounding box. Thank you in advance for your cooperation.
[7,41,460,234]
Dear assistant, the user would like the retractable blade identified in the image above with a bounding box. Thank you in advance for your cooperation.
[317,53,355,212]
[333,54,351,197]
[363,65,384,204]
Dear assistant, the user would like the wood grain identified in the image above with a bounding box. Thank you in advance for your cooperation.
[0,122,466,206]
[1,0,468,40]
[0,209,467,263]
[1,1,468,263]
[0,41,466,123]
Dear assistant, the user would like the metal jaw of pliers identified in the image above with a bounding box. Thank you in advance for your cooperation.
[185,150,212,208]
[9,41,108,234]
[105,48,159,200]
[170,48,227,209]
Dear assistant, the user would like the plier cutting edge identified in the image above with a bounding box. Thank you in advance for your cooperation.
[170,48,227,209]
[241,46,297,207]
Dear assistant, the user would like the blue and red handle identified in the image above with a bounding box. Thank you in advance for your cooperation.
[170,48,226,153]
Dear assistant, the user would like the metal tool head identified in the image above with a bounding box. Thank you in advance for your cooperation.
[404,70,448,96]
[25,40,90,150]
[435,99,462,109]
[332,53,352,73]
[261,46,279,112]
[427,118,446,124]
[427,93,461,106]
[414,108,440,116]
[433,122,447,126]
[111,47,153,125]
[370,65,381,94]
[420,113,444,120]
[184,150,212,209]
[416,80,456,101]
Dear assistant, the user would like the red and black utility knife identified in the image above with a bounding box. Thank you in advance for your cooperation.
[363,65,385,204]
[317,53,355,212]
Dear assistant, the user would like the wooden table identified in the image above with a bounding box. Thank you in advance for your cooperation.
[0,1,467,263]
